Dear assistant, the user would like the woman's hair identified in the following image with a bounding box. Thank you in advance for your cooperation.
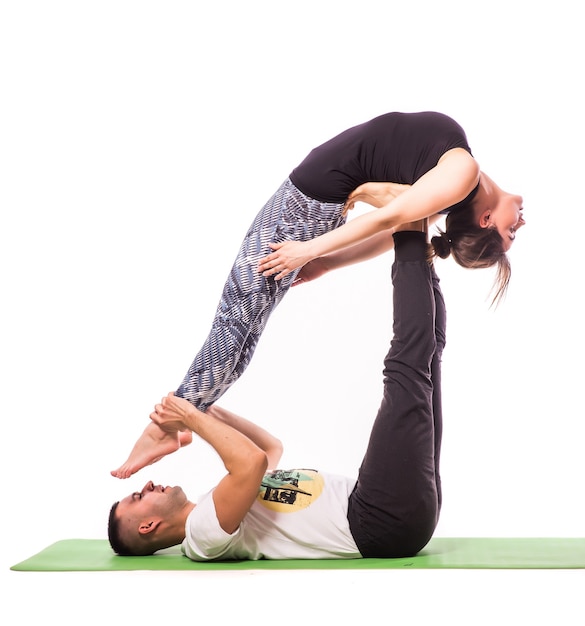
[430,202,511,306]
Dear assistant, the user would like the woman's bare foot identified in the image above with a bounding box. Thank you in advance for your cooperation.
[111,422,193,479]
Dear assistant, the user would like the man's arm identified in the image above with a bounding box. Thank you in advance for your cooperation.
[206,405,283,470]
[150,393,270,534]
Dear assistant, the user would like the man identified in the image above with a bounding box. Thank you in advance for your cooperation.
[108,222,445,560]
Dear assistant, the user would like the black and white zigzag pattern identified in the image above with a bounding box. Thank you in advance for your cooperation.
[176,178,346,409]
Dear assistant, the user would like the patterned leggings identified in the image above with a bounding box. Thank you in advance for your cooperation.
[176,178,346,410]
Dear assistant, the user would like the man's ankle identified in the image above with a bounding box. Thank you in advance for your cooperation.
[393,230,428,262]
[393,217,428,234]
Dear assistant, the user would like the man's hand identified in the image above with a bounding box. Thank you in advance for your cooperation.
[150,393,194,433]
[258,240,313,280]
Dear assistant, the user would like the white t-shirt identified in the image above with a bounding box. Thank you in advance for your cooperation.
[182,468,361,561]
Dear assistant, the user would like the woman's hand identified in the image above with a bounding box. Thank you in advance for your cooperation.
[258,240,313,280]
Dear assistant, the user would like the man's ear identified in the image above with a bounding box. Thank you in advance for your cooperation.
[138,518,162,535]
[479,210,491,228]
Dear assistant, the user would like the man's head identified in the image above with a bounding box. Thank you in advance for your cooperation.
[108,480,194,556]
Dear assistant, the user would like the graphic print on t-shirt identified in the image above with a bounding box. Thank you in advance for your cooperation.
[257,469,324,513]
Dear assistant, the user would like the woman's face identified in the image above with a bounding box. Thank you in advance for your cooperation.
[490,194,525,250]
[477,173,526,250]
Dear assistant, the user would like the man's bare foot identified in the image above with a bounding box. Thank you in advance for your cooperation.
[111,422,193,479]
[344,181,411,214]
[394,217,428,234]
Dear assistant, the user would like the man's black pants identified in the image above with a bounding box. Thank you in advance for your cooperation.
[348,231,445,558]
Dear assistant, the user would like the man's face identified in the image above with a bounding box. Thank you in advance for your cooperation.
[116,480,187,531]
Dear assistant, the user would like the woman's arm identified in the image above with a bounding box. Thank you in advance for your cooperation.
[293,213,444,286]
[259,148,479,279]
[292,230,395,285]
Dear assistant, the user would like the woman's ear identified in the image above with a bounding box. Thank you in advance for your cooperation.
[479,210,491,228]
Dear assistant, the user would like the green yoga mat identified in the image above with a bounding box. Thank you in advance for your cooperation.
[10,537,585,571]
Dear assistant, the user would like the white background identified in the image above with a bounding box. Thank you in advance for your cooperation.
[2,1,584,623]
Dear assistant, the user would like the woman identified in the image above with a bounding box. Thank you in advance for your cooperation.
[259,112,525,303]
[112,111,524,480]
